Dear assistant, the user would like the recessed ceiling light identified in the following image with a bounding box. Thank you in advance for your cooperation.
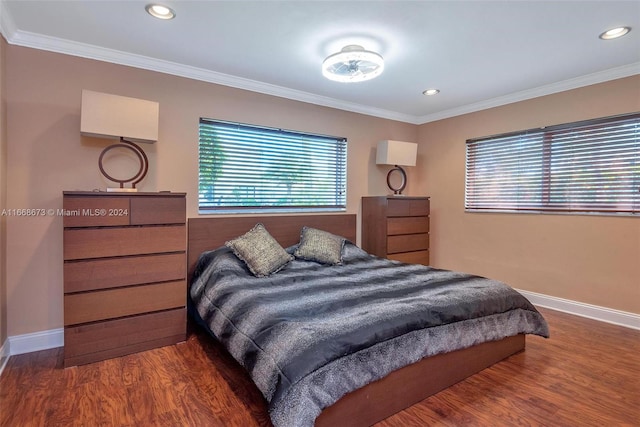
[145,4,176,20]
[599,26,631,40]
[422,89,440,96]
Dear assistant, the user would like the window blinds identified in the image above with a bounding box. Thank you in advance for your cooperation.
[199,119,347,212]
[465,113,639,215]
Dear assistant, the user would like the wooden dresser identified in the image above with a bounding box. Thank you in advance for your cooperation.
[62,191,187,367]
[361,196,430,265]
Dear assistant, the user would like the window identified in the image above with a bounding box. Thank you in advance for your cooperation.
[199,119,347,213]
[465,113,639,215]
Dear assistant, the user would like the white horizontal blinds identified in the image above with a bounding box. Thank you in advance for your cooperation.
[547,118,639,213]
[199,119,347,211]
[465,113,640,214]
[466,132,545,210]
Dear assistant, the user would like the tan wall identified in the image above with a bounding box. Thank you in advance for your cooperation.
[5,45,417,336]
[0,35,7,346]
[5,43,638,337]
[416,75,640,314]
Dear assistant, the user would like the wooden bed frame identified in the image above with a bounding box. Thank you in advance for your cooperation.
[187,214,525,427]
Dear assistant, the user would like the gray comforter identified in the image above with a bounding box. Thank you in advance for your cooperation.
[189,243,549,427]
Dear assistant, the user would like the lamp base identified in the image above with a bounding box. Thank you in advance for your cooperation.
[386,165,407,195]
[106,187,138,193]
[99,138,149,191]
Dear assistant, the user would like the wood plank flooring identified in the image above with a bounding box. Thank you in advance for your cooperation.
[1,307,638,426]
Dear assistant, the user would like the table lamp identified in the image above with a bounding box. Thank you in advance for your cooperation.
[80,90,159,191]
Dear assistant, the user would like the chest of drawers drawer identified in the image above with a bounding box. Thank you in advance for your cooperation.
[388,250,430,265]
[64,253,185,293]
[64,280,185,326]
[387,217,430,235]
[63,195,185,227]
[64,225,185,260]
[387,233,429,254]
[64,309,186,367]
[387,198,430,217]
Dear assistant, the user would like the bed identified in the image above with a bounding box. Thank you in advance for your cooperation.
[187,214,549,427]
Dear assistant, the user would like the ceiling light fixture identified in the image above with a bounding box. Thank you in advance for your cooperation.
[422,89,440,96]
[322,45,384,83]
[599,26,631,40]
[145,4,176,20]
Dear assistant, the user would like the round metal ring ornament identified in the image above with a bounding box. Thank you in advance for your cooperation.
[386,165,407,195]
[98,138,149,189]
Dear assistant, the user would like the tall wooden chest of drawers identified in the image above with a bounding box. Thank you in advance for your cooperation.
[361,196,430,265]
[62,191,187,366]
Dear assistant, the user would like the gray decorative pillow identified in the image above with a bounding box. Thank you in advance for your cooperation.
[225,223,293,277]
[294,226,346,265]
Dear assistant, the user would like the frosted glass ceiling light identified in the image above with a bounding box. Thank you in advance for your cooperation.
[322,45,384,83]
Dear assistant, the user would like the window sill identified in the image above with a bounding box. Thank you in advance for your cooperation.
[199,207,347,215]
[464,209,638,218]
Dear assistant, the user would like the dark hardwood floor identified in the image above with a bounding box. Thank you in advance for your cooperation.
[1,307,638,426]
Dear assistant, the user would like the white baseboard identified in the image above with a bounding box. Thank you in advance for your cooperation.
[2,292,639,358]
[0,339,9,376]
[516,289,640,330]
[8,328,63,356]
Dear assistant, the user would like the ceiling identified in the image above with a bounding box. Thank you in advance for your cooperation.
[1,1,639,124]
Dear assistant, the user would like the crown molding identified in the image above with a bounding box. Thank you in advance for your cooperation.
[5,28,418,124]
[0,7,636,126]
[417,62,640,124]
[0,0,16,41]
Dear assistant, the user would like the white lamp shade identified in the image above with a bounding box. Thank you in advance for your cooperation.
[376,140,417,166]
[80,90,159,143]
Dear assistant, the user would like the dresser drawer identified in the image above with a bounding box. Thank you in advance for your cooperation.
[64,308,186,367]
[130,196,186,225]
[63,197,130,227]
[387,233,429,254]
[64,280,186,326]
[387,217,429,235]
[64,225,186,260]
[64,253,186,293]
[388,250,429,265]
[387,198,430,217]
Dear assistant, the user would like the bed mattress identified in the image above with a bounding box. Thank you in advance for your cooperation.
[189,243,549,427]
